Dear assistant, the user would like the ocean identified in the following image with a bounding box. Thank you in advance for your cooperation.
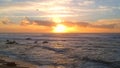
[0,33,120,68]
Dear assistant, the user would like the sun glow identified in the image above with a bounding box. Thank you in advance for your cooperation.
[52,17,64,24]
[52,17,70,33]
[53,24,68,33]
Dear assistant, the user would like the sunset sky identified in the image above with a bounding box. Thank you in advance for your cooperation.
[0,0,120,33]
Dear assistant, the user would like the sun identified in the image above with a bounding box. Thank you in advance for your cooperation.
[53,24,67,33]
[52,17,68,33]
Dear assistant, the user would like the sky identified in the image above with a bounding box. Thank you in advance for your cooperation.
[0,0,120,33]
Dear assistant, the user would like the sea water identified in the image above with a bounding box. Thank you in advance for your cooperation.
[0,33,120,68]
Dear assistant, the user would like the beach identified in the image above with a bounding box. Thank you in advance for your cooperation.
[0,55,38,68]
[0,33,120,68]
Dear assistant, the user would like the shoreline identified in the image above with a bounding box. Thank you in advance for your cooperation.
[0,55,38,68]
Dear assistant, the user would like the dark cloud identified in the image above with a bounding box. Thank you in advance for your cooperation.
[64,20,120,29]
[0,17,13,24]
[20,17,120,29]
[20,17,54,26]
[0,17,120,33]
[92,19,120,29]
[1,17,119,31]
[77,22,91,27]
[91,24,116,29]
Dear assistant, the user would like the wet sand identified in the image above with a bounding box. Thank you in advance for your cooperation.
[0,55,37,68]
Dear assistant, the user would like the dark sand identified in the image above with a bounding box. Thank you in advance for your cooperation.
[0,55,37,68]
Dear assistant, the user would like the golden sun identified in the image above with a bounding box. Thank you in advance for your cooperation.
[52,17,68,33]
[53,24,67,33]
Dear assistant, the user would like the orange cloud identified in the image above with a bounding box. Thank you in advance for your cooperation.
[92,19,120,29]
[0,17,12,25]
[0,17,120,33]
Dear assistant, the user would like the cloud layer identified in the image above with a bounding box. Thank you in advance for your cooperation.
[0,0,120,33]
[0,17,120,33]
[0,0,120,21]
